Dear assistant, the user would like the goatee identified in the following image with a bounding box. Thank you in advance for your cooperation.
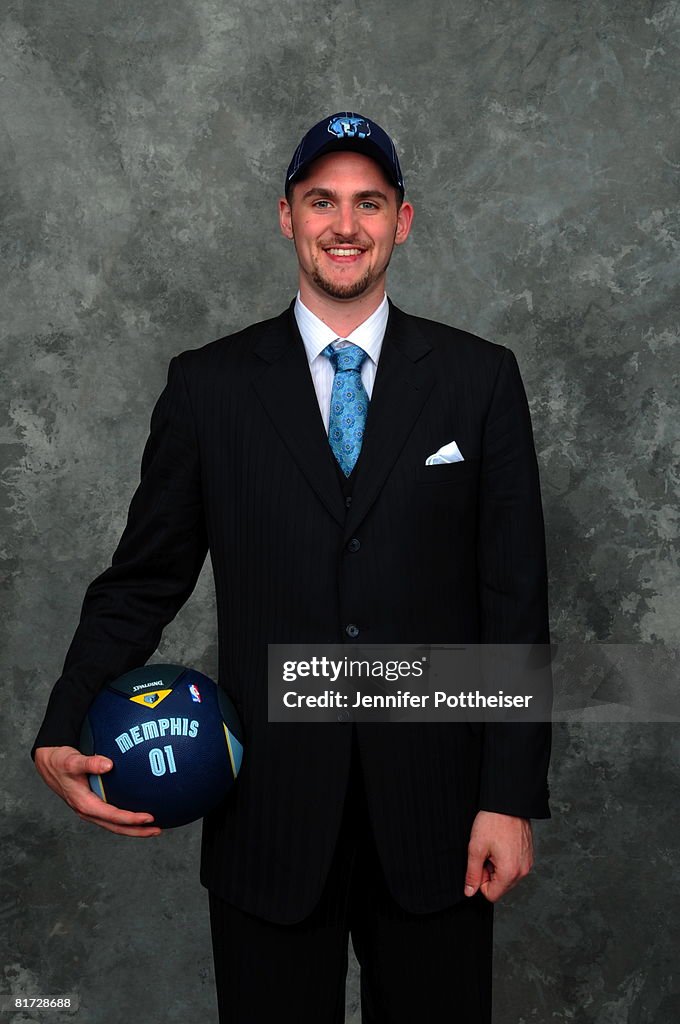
[310,267,374,300]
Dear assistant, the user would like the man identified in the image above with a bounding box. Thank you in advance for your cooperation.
[33,112,551,1023]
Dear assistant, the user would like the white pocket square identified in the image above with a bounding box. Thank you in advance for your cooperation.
[425,441,464,465]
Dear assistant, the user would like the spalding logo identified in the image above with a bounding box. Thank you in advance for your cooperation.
[327,116,371,140]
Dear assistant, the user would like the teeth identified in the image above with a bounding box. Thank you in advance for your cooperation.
[327,248,362,256]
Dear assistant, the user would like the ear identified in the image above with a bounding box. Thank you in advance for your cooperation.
[394,200,414,246]
[279,197,294,239]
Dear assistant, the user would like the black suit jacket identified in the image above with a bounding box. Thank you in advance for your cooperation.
[33,300,551,923]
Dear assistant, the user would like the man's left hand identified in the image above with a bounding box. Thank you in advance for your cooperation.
[464,811,533,903]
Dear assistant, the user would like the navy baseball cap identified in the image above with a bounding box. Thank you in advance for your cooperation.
[285,112,405,198]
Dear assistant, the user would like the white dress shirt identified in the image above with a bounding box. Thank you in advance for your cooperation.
[294,292,389,433]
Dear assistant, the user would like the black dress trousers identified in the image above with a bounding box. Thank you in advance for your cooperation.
[208,731,493,1024]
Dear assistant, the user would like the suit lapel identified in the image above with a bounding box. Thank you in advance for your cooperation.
[344,302,435,539]
[252,305,346,527]
[252,301,435,533]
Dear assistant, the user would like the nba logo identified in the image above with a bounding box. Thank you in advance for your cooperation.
[188,683,202,703]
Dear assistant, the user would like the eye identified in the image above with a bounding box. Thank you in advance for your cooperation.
[312,200,332,209]
[359,201,379,210]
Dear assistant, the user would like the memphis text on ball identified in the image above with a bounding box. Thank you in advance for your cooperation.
[114,717,199,754]
[282,691,534,709]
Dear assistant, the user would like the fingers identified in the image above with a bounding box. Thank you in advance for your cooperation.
[464,842,488,897]
[35,747,108,795]
[54,750,114,784]
[76,812,162,838]
[76,788,152,822]
[64,752,114,777]
[74,789,162,836]
[480,859,532,903]
[66,781,159,831]
[34,745,161,837]
[466,811,534,902]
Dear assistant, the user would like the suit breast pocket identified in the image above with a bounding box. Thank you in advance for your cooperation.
[416,458,480,484]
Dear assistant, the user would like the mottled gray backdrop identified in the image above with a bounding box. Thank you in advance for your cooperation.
[2,1,679,1022]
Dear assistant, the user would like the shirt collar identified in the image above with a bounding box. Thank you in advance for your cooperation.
[294,292,389,366]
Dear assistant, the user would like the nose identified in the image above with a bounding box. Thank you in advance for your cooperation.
[332,200,359,239]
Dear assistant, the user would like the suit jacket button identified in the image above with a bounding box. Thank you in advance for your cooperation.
[345,623,359,638]
[347,538,361,553]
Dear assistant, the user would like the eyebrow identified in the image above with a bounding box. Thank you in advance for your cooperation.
[301,187,390,202]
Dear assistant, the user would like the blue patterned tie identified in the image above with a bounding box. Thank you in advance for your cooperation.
[323,342,370,476]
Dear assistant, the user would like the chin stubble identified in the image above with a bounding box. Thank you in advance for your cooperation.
[290,225,395,300]
[309,246,394,300]
[310,266,375,300]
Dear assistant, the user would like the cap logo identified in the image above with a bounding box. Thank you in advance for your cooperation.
[327,116,371,140]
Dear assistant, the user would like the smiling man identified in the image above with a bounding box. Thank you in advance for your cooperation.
[33,112,551,1023]
[279,148,413,311]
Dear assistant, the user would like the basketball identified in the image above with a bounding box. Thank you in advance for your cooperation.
[79,664,244,828]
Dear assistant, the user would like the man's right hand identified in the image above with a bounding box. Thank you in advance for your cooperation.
[34,746,162,837]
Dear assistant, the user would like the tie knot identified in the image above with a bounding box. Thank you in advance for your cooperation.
[323,342,369,373]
